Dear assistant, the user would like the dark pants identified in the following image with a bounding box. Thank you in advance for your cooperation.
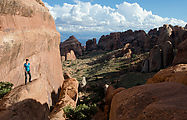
[25,71,31,84]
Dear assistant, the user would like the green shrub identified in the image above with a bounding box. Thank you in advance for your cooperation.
[63,104,97,120]
[0,82,13,99]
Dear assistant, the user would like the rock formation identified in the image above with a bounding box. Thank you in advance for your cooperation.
[109,82,187,120]
[0,0,64,107]
[86,38,97,51]
[60,35,83,57]
[157,24,173,44]
[147,64,187,85]
[98,32,122,51]
[160,41,174,68]
[173,39,187,65]
[65,50,76,61]
[50,73,79,120]
[0,99,49,120]
[149,45,162,72]
[104,85,125,120]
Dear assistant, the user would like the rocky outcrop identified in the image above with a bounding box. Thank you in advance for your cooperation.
[98,30,151,52]
[185,24,187,29]
[173,39,187,65]
[0,0,63,106]
[157,24,173,44]
[98,32,122,51]
[149,45,162,72]
[0,99,49,120]
[86,38,97,51]
[110,82,187,120]
[147,64,187,85]
[132,30,151,53]
[60,35,82,57]
[104,85,125,120]
[161,41,174,68]
[63,50,76,61]
[50,74,79,120]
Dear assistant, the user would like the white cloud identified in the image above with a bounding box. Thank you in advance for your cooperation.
[45,1,187,33]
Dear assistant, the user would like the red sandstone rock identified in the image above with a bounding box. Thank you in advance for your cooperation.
[86,38,97,51]
[98,32,122,51]
[173,39,187,65]
[0,0,64,107]
[104,85,125,120]
[110,82,187,120]
[0,99,49,120]
[147,64,187,85]
[60,35,82,57]
[50,77,79,120]
[66,50,76,61]
[161,41,174,67]
[157,24,173,44]
[149,45,162,72]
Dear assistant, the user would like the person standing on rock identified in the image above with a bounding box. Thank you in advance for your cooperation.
[24,59,32,85]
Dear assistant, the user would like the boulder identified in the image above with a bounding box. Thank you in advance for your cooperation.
[0,99,49,120]
[110,82,187,120]
[160,41,174,67]
[0,0,64,106]
[60,36,82,57]
[147,64,187,85]
[66,50,76,61]
[173,39,187,65]
[149,45,162,72]
[50,77,79,120]
[86,38,97,51]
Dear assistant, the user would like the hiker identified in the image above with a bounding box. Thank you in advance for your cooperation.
[24,59,31,85]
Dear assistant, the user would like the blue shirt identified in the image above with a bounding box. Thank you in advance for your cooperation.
[24,63,30,71]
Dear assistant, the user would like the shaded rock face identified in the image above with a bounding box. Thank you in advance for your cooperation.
[161,41,174,68]
[104,85,125,120]
[0,99,49,120]
[86,38,97,51]
[173,39,187,65]
[98,32,122,51]
[50,75,79,120]
[110,82,187,120]
[98,30,151,52]
[141,59,149,73]
[142,25,187,73]
[133,30,150,53]
[185,24,187,29]
[0,0,63,106]
[147,64,187,85]
[60,35,82,57]
[149,45,162,72]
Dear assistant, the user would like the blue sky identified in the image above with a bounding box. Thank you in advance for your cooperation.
[43,0,187,44]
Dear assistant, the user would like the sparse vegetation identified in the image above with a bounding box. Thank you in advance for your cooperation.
[0,82,13,99]
[62,50,155,119]
[63,104,97,120]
